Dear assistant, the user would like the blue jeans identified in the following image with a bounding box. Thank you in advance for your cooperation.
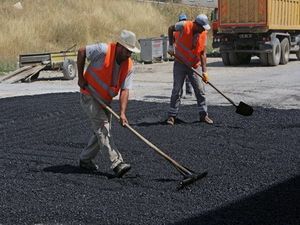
[168,61,207,117]
[185,76,193,94]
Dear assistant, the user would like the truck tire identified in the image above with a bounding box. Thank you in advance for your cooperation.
[62,59,77,80]
[220,46,231,66]
[279,38,290,65]
[296,48,300,60]
[260,53,269,66]
[229,52,240,65]
[268,38,281,66]
[239,53,251,65]
[221,53,231,65]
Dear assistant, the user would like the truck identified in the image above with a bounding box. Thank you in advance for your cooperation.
[0,46,78,84]
[212,0,300,66]
[19,45,78,80]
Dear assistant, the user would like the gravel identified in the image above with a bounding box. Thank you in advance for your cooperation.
[0,57,299,224]
[0,92,299,225]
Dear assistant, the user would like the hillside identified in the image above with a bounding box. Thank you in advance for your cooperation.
[0,0,212,69]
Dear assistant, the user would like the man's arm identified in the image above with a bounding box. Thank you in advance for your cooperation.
[168,25,176,46]
[200,49,207,73]
[77,47,87,89]
[199,49,209,83]
[119,89,129,126]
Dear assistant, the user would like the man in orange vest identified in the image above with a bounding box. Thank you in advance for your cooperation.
[167,14,213,125]
[77,30,141,177]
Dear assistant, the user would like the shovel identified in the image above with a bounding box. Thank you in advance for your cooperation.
[173,54,253,116]
[86,85,207,190]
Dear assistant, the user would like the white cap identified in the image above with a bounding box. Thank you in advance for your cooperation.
[195,14,211,30]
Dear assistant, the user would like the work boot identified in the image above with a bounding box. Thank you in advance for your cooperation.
[113,162,131,178]
[200,115,213,125]
[79,160,99,172]
[167,116,175,125]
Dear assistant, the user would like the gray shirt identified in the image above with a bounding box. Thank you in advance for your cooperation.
[86,43,134,89]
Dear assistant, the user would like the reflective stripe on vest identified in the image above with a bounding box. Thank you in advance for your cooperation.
[82,43,133,104]
[175,21,203,67]
[86,66,116,98]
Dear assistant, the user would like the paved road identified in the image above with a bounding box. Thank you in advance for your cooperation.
[132,56,300,109]
[0,56,299,109]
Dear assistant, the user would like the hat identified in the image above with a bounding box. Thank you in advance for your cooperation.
[178,13,187,21]
[195,14,211,30]
[117,30,141,53]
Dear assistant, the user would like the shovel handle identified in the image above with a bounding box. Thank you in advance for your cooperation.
[86,85,193,177]
[190,67,237,107]
[171,54,238,107]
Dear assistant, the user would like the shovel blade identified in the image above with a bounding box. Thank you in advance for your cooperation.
[236,101,253,116]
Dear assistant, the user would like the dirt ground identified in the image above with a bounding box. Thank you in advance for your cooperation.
[0,57,299,225]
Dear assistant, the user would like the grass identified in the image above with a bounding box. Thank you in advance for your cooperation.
[0,61,16,75]
[0,0,213,72]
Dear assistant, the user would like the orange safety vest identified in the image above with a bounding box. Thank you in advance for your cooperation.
[198,30,207,53]
[175,21,207,68]
[81,43,133,105]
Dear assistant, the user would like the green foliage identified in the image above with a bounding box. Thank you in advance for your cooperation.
[0,62,16,75]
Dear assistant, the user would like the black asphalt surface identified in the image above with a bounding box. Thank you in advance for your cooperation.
[0,93,299,225]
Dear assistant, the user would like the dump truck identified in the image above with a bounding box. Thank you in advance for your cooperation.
[212,0,300,66]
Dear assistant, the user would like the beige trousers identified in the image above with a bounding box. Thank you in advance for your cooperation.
[79,93,123,169]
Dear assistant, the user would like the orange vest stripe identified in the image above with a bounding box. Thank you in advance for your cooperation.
[86,66,116,98]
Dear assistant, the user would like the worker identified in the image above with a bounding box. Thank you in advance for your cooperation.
[77,30,141,177]
[175,13,193,98]
[167,14,213,125]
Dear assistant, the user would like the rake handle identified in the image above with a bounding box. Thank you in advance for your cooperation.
[86,85,193,177]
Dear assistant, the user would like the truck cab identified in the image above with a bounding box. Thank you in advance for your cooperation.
[212,0,300,66]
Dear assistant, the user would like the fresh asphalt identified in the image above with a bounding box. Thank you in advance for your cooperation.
[0,93,299,224]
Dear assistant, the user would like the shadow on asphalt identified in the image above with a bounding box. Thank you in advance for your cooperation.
[207,57,298,68]
[143,95,170,100]
[43,164,115,179]
[131,118,201,127]
[172,175,300,225]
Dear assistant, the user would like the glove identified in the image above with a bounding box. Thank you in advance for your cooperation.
[202,72,209,83]
[168,45,174,56]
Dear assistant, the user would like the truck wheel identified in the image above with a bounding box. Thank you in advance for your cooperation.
[220,46,231,66]
[239,54,251,65]
[221,53,231,66]
[62,59,77,80]
[280,38,290,65]
[296,49,300,60]
[229,52,240,65]
[268,38,281,66]
[260,53,269,66]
